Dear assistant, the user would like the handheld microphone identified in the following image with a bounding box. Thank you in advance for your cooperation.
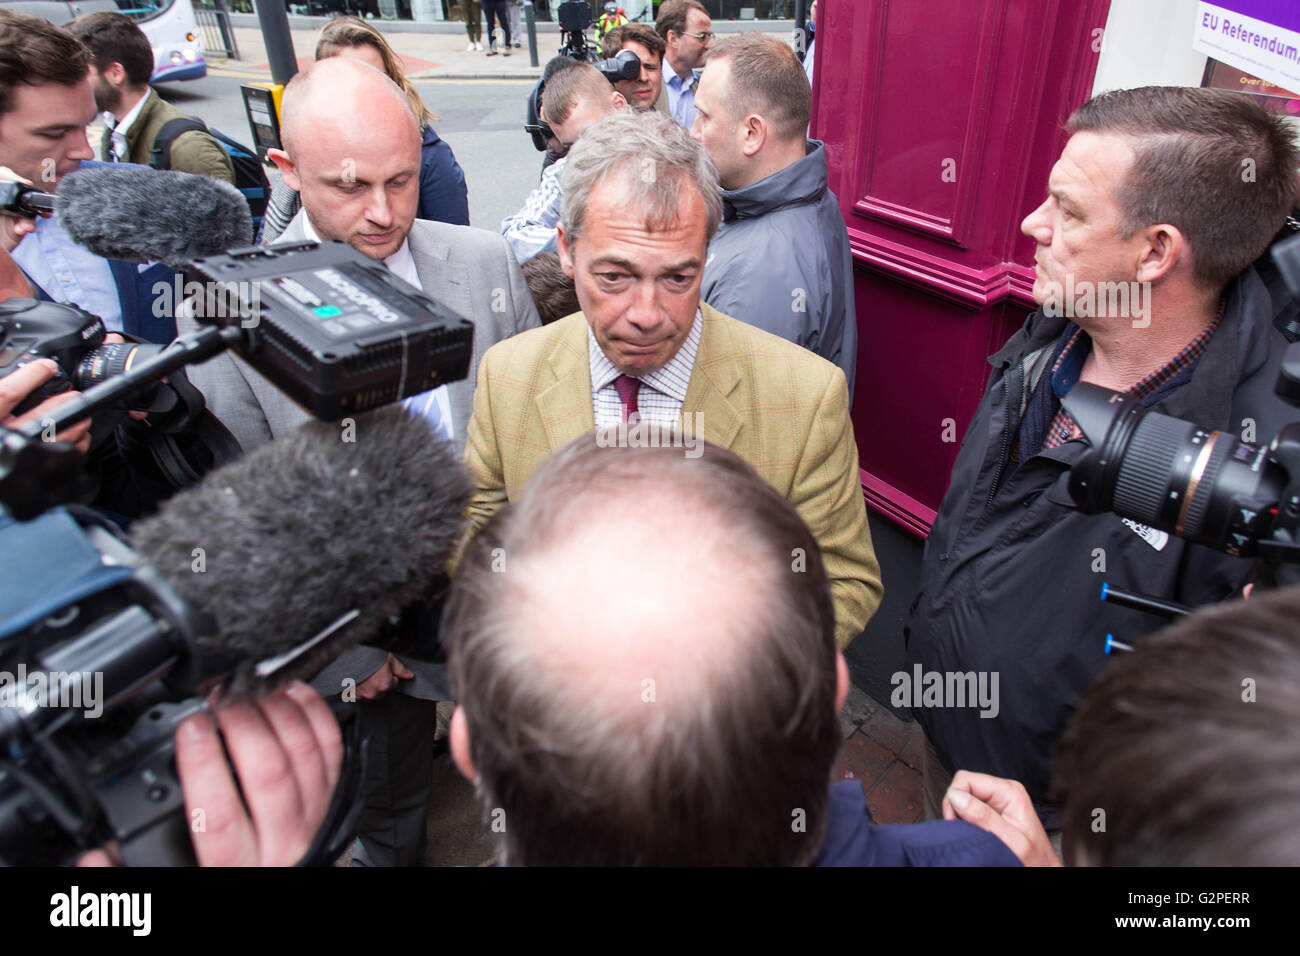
[57,166,253,266]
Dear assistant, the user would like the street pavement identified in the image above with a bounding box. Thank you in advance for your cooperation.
[209,16,799,81]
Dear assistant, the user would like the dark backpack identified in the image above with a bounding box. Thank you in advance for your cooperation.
[151,117,269,243]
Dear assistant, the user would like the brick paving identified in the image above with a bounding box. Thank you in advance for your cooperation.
[833,685,924,825]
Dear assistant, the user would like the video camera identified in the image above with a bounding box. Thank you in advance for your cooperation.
[1061,227,1300,632]
[0,239,475,864]
[0,504,368,866]
[524,1,640,152]
[1,240,473,519]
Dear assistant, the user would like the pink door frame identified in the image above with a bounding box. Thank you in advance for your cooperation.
[814,0,1111,537]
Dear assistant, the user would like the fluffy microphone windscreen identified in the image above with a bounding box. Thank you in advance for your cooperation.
[129,405,472,695]
[58,166,253,266]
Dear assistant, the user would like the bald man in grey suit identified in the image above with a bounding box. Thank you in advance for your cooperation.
[179,57,539,866]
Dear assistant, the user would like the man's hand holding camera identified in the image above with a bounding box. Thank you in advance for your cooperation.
[80,681,343,867]
[0,359,90,452]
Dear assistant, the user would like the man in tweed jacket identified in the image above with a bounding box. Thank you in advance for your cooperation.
[464,110,881,649]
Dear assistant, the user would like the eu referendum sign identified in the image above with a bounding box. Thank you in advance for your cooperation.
[1194,1,1300,93]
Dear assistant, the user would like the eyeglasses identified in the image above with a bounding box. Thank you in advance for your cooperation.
[681,31,714,42]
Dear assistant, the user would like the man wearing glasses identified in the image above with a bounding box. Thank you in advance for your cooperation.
[655,0,712,130]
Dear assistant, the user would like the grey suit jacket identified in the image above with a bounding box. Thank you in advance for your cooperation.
[178,211,541,700]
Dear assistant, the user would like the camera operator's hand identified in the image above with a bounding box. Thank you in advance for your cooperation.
[0,359,91,452]
[79,682,343,867]
[0,167,41,256]
[176,681,343,867]
[943,770,1063,867]
[355,652,414,701]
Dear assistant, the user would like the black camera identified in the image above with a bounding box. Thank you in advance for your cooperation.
[0,299,166,418]
[0,507,364,865]
[1062,229,1300,584]
[1063,378,1300,563]
[0,180,56,219]
[558,0,593,59]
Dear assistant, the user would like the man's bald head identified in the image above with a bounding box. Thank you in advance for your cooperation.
[269,56,421,261]
[445,435,843,866]
[278,55,417,156]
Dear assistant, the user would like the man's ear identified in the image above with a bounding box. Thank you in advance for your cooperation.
[267,148,300,192]
[1134,223,1184,285]
[556,221,576,278]
[835,651,849,714]
[450,706,477,784]
[105,61,128,88]
[611,90,629,111]
[740,112,767,158]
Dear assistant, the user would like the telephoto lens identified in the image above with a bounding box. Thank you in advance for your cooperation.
[1063,382,1286,557]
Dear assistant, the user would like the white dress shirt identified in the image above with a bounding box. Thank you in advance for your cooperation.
[105,89,151,162]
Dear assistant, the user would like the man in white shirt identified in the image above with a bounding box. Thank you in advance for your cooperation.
[67,12,234,184]
[501,62,627,263]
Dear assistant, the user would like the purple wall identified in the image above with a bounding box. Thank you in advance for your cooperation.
[815,0,1110,537]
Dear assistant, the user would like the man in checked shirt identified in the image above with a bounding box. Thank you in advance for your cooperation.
[905,86,1300,841]
[466,109,882,652]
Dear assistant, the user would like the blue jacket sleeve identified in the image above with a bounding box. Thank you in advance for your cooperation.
[417,128,471,227]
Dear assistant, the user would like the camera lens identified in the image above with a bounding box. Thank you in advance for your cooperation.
[74,342,165,390]
[1064,382,1284,556]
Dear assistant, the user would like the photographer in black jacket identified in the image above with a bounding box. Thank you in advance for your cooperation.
[905,86,1300,834]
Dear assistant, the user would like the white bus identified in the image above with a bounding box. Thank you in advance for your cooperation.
[116,0,207,82]
[4,0,206,82]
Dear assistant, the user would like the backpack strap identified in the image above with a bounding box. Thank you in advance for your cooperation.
[150,116,209,171]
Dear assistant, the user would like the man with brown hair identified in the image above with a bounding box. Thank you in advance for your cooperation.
[66,12,233,183]
[501,62,627,263]
[521,251,579,324]
[906,86,1300,834]
[601,22,666,113]
[654,0,711,129]
[0,9,176,342]
[692,33,857,395]
[445,435,1016,866]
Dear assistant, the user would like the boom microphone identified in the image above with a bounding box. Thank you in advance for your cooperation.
[128,404,472,698]
[58,166,253,266]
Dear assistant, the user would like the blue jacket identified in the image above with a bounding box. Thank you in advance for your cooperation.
[417,124,470,226]
[812,781,1021,866]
